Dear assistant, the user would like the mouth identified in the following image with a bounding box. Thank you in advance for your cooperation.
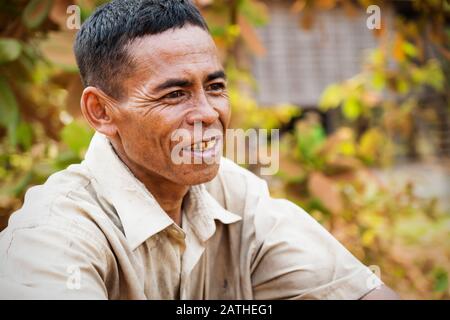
[182,135,222,160]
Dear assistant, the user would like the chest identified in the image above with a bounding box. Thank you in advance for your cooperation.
[130,226,244,299]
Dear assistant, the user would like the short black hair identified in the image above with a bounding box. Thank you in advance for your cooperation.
[74,0,209,100]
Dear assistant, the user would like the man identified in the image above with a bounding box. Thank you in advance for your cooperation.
[0,0,398,299]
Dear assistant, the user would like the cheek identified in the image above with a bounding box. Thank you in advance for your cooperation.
[118,113,148,139]
[121,108,185,157]
[118,105,168,137]
[115,112,157,155]
[216,98,231,128]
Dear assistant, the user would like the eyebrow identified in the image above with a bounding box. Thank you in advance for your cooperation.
[155,79,192,92]
[153,70,226,92]
[205,70,226,82]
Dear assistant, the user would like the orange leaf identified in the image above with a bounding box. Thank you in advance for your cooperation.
[393,34,405,62]
[308,171,343,215]
[315,0,336,10]
[237,14,266,56]
[39,31,77,69]
[290,0,306,13]
[299,8,315,30]
[49,0,74,29]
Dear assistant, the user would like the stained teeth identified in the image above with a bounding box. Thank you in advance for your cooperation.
[206,139,216,149]
[187,138,217,152]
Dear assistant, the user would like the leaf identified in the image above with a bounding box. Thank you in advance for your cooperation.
[0,39,22,64]
[239,0,269,27]
[296,122,326,162]
[321,127,354,156]
[53,150,81,170]
[316,0,336,10]
[10,171,33,197]
[22,0,53,29]
[39,31,78,70]
[423,60,445,91]
[339,141,356,156]
[308,171,343,215]
[433,269,448,293]
[319,84,344,110]
[0,76,20,146]
[342,97,362,120]
[66,82,83,118]
[396,78,409,94]
[238,15,266,56]
[393,34,405,62]
[290,0,306,13]
[369,49,385,66]
[358,128,384,164]
[300,8,314,30]
[362,229,376,246]
[403,41,418,58]
[278,154,305,182]
[60,121,94,156]
[16,121,34,150]
[49,0,73,29]
[342,1,359,17]
[371,71,386,91]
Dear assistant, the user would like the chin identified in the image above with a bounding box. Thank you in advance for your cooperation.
[176,162,220,186]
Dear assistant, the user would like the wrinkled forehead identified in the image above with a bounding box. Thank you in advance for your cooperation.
[128,25,221,73]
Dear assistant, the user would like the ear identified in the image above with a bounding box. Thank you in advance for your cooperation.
[80,86,118,137]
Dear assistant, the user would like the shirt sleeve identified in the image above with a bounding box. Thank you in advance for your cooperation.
[0,220,112,300]
[250,196,383,300]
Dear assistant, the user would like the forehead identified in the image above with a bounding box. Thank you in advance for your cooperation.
[127,26,221,81]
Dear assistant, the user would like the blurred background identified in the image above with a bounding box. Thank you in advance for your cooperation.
[0,0,449,299]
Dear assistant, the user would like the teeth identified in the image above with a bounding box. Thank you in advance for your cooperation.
[194,142,202,151]
[206,139,216,149]
[187,138,217,152]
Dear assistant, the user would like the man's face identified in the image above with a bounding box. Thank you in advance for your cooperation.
[111,25,230,186]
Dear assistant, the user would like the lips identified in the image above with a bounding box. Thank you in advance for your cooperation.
[183,136,218,152]
[181,135,222,160]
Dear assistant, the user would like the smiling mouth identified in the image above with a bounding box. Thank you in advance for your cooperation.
[182,136,221,158]
[184,137,217,152]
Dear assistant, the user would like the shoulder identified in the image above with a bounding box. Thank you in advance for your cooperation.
[2,163,110,252]
[208,159,332,247]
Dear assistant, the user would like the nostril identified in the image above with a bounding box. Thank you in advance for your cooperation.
[186,111,219,126]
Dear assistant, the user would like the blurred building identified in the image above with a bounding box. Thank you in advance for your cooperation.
[251,0,450,158]
[252,1,379,108]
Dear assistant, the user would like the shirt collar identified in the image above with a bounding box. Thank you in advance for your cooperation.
[183,183,241,242]
[83,132,241,250]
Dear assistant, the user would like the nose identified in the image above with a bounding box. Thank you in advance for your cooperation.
[185,92,219,127]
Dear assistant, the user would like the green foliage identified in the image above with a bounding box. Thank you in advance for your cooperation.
[294,120,326,167]
[239,0,269,26]
[0,39,22,64]
[433,268,449,293]
[273,118,450,299]
[0,76,20,146]
[0,0,449,300]
[61,120,94,157]
[22,0,53,29]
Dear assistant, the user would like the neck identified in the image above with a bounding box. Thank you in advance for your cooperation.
[142,177,188,226]
[110,140,188,226]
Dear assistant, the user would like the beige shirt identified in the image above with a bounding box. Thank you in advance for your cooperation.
[0,133,381,299]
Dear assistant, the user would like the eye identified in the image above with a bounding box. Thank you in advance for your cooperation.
[207,83,226,92]
[164,90,185,99]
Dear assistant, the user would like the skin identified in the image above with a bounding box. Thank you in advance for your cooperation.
[80,25,399,300]
[81,25,229,226]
